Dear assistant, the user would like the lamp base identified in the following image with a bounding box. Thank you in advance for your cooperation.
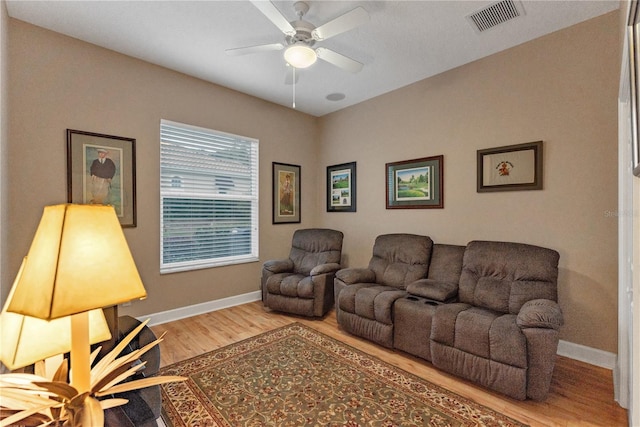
[70,312,91,392]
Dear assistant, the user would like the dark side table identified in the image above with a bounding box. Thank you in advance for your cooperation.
[103,315,162,427]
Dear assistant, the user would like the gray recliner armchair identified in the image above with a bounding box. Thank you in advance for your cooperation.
[262,228,343,317]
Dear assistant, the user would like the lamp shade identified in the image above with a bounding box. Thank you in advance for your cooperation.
[0,258,112,370]
[284,44,317,68]
[5,204,147,320]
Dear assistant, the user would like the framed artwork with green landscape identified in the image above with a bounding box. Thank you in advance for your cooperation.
[386,155,443,209]
[327,162,356,212]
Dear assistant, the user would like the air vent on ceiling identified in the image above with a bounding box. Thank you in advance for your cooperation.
[466,0,526,33]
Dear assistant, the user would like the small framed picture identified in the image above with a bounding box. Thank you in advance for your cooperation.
[66,129,136,227]
[327,162,356,212]
[272,162,301,224]
[386,155,443,209]
[477,141,543,192]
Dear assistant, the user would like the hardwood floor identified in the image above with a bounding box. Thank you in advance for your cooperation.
[151,301,628,427]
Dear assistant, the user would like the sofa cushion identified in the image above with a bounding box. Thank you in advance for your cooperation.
[430,303,470,346]
[338,281,407,325]
[433,305,527,369]
[474,277,511,312]
[338,283,375,313]
[266,273,313,298]
[458,241,559,314]
[367,234,433,289]
[454,307,497,358]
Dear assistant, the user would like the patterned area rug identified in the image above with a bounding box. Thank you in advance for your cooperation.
[159,323,527,427]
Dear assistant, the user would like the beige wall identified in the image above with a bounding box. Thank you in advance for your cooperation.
[6,11,620,353]
[317,12,620,352]
[6,19,318,316]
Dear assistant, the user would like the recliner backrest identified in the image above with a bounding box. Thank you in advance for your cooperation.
[367,234,433,289]
[289,228,344,275]
[459,240,559,314]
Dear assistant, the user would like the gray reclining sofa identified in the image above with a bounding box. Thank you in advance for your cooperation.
[334,234,563,401]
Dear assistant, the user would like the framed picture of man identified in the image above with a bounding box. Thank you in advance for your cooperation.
[67,129,137,227]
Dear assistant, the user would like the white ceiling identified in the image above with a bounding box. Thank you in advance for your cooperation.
[6,0,620,117]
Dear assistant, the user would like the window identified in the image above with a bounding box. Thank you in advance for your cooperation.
[160,120,259,273]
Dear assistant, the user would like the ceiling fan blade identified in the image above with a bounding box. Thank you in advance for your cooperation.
[225,43,284,56]
[284,66,300,85]
[312,7,369,41]
[316,47,363,73]
[250,0,296,36]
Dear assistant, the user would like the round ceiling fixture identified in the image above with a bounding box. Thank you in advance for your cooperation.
[326,93,346,101]
[284,44,317,68]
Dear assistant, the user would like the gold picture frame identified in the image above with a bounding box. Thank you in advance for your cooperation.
[272,162,301,224]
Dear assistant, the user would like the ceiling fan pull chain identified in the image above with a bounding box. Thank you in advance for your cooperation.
[292,67,296,109]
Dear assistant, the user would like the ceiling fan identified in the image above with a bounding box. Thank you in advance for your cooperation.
[226,1,369,74]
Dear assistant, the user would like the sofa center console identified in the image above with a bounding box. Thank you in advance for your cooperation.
[394,296,442,361]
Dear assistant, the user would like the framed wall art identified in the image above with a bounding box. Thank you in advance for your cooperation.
[66,129,137,227]
[327,162,356,212]
[628,1,640,176]
[477,141,543,192]
[386,155,443,209]
[272,162,301,224]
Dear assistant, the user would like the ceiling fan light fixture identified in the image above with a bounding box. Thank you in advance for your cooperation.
[284,44,317,68]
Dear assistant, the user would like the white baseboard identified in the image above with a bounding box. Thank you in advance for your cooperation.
[141,294,617,371]
[557,339,617,370]
[140,290,262,327]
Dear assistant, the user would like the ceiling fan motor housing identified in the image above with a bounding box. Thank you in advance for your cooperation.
[286,19,316,46]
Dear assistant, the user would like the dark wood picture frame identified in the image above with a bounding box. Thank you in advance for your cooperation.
[386,155,444,209]
[272,162,301,224]
[327,162,356,212]
[66,129,137,227]
[477,141,543,193]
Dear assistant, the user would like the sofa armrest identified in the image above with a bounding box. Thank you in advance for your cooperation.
[263,258,294,274]
[406,279,457,302]
[310,262,341,276]
[517,299,563,330]
[335,267,376,285]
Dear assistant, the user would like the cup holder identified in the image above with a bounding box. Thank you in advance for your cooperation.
[405,296,439,306]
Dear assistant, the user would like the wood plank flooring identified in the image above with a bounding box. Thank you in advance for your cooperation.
[151,301,628,427]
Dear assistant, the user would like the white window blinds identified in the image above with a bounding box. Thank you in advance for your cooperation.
[160,119,259,273]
